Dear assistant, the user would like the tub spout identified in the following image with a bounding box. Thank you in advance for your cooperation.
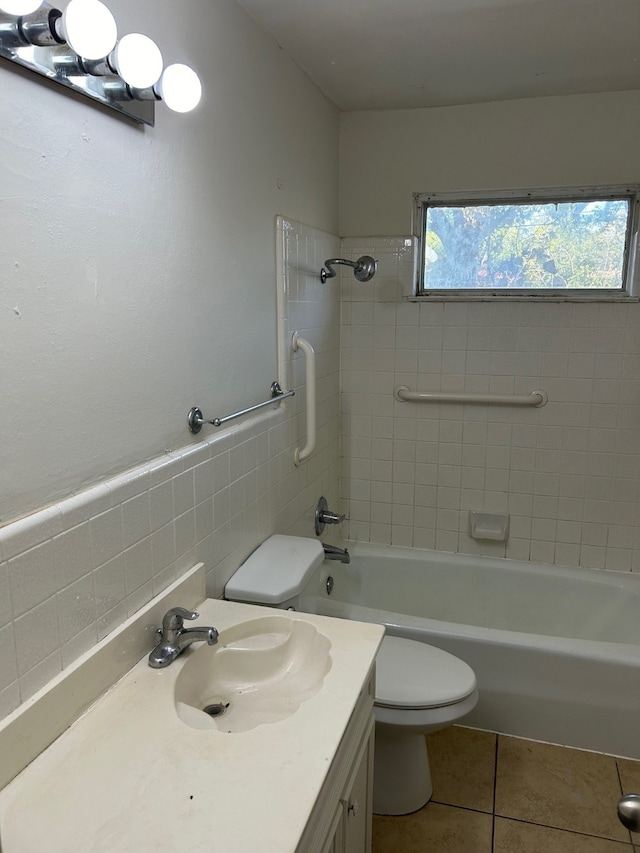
[323,543,350,564]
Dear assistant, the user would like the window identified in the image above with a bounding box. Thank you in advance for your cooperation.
[413,186,640,300]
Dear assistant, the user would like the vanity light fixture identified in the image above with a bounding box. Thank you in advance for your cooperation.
[110,33,163,89]
[0,0,202,125]
[0,0,42,13]
[54,0,117,61]
[155,63,202,113]
[93,61,203,115]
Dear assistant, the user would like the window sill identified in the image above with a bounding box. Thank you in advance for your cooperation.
[407,293,640,303]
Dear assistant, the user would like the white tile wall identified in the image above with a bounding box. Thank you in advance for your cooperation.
[276,215,342,532]
[0,218,341,723]
[340,236,640,574]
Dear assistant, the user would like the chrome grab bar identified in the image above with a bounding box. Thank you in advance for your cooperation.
[188,381,294,433]
[395,386,548,407]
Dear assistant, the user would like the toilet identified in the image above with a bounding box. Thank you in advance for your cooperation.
[225,534,479,816]
[373,635,478,814]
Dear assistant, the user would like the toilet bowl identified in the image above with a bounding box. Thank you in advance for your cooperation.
[372,635,478,815]
[225,534,479,816]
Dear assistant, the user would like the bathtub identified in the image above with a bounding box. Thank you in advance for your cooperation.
[299,542,640,758]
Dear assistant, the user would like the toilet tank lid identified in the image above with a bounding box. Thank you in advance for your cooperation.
[225,534,324,604]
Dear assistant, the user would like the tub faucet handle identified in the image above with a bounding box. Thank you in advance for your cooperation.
[321,509,345,524]
[315,496,345,535]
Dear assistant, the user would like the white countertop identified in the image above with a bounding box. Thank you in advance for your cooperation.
[0,596,383,853]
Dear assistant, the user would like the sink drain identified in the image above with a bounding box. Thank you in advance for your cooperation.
[202,701,229,718]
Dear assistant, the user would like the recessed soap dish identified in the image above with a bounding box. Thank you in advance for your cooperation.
[468,511,509,542]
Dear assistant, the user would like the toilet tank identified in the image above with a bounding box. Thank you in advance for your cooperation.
[225,534,324,608]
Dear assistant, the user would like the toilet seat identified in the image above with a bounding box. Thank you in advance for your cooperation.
[375,636,477,710]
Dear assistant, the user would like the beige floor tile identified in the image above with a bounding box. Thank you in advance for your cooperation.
[494,817,633,853]
[373,802,492,853]
[618,758,640,794]
[427,725,496,813]
[495,736,629,843]
[617,759,640,845]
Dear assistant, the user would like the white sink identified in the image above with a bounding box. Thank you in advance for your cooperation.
[174,615,332,732]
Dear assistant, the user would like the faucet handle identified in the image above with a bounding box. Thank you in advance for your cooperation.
[161,606,198,633]
[321,509,345,525]
[315,496,346,535]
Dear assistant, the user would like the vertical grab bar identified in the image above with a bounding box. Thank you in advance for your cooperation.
[292,332,316,465]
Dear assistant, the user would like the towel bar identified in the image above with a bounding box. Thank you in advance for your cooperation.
[188,381,294,433]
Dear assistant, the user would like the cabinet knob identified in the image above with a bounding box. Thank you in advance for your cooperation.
[347,800,359,817]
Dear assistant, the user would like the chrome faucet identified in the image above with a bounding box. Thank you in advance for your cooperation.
[322,543,350,564]
[148,606,218,668]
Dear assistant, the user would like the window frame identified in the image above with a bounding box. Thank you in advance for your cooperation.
[411,185,640,302]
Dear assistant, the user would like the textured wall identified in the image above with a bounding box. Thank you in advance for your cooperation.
[0,216,342,721]
[0,0,340,721]
[0,0,338,523]
[339,91,640,236]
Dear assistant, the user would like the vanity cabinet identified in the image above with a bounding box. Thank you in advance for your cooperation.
[298,668,376,853]
[0,584,384,853]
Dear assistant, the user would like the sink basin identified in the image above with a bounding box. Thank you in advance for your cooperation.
[174,615,332,732]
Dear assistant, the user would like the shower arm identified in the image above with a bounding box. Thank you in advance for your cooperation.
[320,255,377,284]
[321,258,357,280]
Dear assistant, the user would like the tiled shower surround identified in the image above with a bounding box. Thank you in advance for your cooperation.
[340,236,640,573]
[0,218,340,722]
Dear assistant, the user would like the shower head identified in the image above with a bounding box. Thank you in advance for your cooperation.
[320,255,378,284]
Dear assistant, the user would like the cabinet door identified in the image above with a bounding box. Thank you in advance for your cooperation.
[342,728,374,853]
[320,803,344,853]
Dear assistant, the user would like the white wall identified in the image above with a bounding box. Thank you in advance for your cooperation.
[338,91,640,571]
[0,0,338,524]
[0,213,342,721]
[0,0,341,721]
[339,90,640,236]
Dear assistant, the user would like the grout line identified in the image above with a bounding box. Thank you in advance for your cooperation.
[430,800,493,817]
[616,757,625,795]
[496,814,635,847]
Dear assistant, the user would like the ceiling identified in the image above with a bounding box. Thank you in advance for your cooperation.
[236,0,640,111]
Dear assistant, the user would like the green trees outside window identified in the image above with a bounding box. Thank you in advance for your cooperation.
[416,189,637,296]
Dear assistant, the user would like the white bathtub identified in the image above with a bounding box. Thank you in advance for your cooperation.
[299,542,640,758]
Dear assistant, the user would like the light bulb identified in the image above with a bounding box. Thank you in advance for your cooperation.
[110,33,163,89]
[156,63,201,113]
[0,0,42,13]
[56,0,117,60]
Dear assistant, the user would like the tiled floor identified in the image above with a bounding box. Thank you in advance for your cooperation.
[373,727,640,853]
